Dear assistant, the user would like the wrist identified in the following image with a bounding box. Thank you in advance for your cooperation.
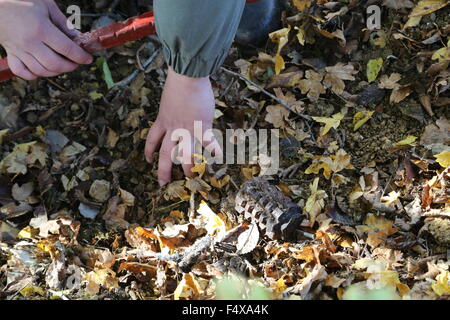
[167,66,210,89]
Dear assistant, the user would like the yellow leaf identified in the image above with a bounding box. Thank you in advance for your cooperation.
[35,125,46,137]
[169,210,185,219]
[380,191,401,207]
[396,283,410,296]
[197,201,226,238]
[305,178,327,226]
[432,271,450,296]
[210,175,230,189]
[434,151,450,168]
[357,215,398,247]
[274,55,285,75]
[353,110,374,131]
[432,46,450,62]
[367,58,383,83]
[337,287,345,300]
[20,286,44,297]
[269,26,291,55]
[174,273,203,300]
[295,26,306,46]
[395,135,417,146]
[269,26,291,75]
[404,0,449,28]
[305,161,333,179]
[191,154,207,177]
[18,226,39,239]
[292,0,312,11]
[312,113,345,136]
[409,0,449,17]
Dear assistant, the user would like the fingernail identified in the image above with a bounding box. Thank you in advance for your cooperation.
[145,155,151,163]
[159,180,168,187]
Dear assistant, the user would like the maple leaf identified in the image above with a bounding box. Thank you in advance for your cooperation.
[165,180,189,201]
[378,73,402,90]
[323,63,358,94]
[357,215,398,247]
[312,112,345,136]
[299,70,326,101]
[265,104,291,129]
[83,268,119,295]
[0,141,37,175]
[305,178,328,226]
[305,149,354,180]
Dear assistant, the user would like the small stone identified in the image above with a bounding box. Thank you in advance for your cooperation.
[79,203,100,220]
[89,179,111,203]
[427,217,450,247]
[356,84,386,106]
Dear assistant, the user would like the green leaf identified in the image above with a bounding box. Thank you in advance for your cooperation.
[353,110,374,131]
[96,57,115,90]
[395,135,417,146]
[367,58,383,83]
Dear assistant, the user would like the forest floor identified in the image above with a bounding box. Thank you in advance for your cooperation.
[0,0,449,300]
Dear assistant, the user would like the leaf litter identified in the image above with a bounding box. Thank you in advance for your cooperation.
[0,0,449,300]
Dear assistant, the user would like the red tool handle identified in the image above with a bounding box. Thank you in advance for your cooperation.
[0,11,156,83]
[0,0,262,83]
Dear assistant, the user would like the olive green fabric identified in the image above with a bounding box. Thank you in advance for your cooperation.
[153,0,246,78]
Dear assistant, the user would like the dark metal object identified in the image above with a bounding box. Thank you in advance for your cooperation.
[235,177,304,241]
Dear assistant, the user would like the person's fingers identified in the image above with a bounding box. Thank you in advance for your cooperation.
[47,0,80,38]
[7,54,37,81]
[43,22,92,65]
[145,123,165,163]
[29,42,78,74]
[202,127,223,158]
[179,136,195,178]
[17,51,59,77]
[157,136,178,186]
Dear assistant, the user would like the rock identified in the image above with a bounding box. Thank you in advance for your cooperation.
[427,217,450,247]
[279,137,302,158]
[356,84,386,106]
[79,203,100,220]
[45,130,69,153]
[89,180,111,203]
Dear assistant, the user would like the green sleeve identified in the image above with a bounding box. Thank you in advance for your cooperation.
[153,0,246,78]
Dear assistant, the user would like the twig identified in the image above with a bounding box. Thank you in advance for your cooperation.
[220,67,312,121]
[115,47,161,89]
[107,0,121,12]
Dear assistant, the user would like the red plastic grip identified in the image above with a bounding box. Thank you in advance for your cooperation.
[0,11,156,82]
[0,1,262,83]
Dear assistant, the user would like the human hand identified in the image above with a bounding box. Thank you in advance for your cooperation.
[145,67,222,186]
[0,0,92,80]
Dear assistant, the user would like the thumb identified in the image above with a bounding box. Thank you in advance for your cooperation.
[48,1,80,39]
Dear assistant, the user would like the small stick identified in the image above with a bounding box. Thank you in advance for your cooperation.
[220,67,312,121]
[115,47,161,89]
